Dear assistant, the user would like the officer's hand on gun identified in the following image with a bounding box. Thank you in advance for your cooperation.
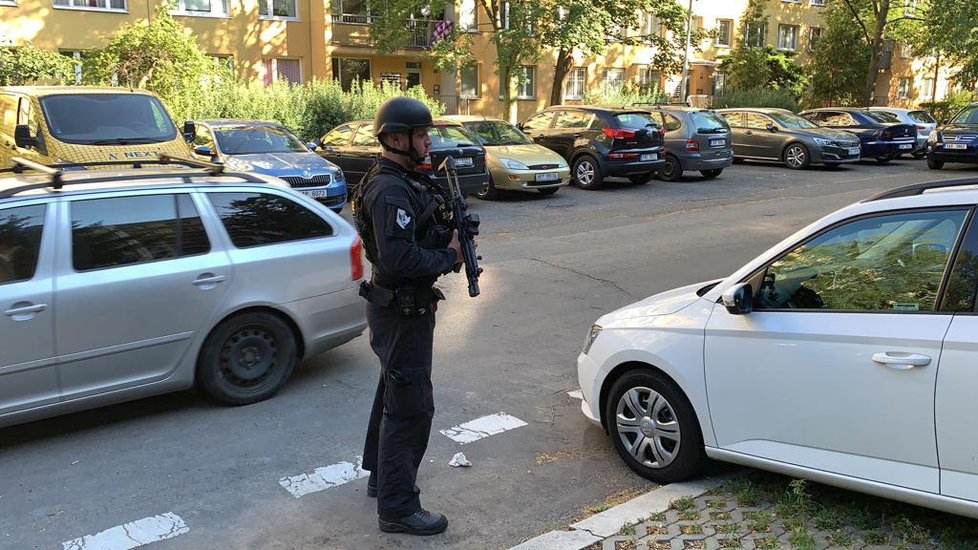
[448,230,463,268]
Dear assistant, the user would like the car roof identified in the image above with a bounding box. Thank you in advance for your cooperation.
[197,119,284,128]
[542,105,641,114]
[0,86,157,97]
[346,118,464,128]
[715,107,793,114]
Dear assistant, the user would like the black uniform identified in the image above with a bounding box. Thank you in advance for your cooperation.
[355,158,455,521]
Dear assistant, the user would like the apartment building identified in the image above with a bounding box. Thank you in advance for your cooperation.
[0,0,955,120]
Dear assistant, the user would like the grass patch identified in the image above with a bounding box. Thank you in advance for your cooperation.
[753,537,777,549]
[647,511,666,522]
[620,523,636,536]
[680,524,704,535]
[671,496,696,511]
[677,510,700,521]
[710,511,732,521]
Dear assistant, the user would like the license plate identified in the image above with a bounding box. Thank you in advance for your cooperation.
[454,157,474,167]
[300,189,328,198]
[847,147,860,155]
[945,143,968,150]
[709,139,725,147]
[899,143,913,150]
[535,172,559,182]
[640,153,657,161]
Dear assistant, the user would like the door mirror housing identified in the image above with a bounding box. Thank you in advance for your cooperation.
[306,142,318,151]
[14,125,36,148]
[182,121,197,142]
[193,145,212,157]
[721,283,753,315]
[766,123,778,133]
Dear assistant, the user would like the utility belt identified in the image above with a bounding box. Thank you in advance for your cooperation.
[359,278,445,316]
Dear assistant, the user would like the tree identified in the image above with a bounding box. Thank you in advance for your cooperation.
[0,44,75,86]
[476,0,542,121]
[803,1,869,107]
[719,46,806,97]
[917,0,978,90]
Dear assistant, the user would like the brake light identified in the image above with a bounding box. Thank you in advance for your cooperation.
[916,125,927,131]
[350,235,364,281]
[685,138,700,152]
[602,127,637,139]
[607,152,639,159]
[417,156,433,171]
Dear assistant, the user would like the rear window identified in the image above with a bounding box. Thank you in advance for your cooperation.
[614,112,659,130]
[691,112,729,133]
[864,111,900,124]
[39,94,177,145]
[430,125,478,149]
[207,192,334,248]
[908,111,936,124]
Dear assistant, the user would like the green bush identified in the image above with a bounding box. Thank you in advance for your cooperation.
[583,83,669,109]
[919,90,978,124]
[0,44,75,85]
[711,88,801,112]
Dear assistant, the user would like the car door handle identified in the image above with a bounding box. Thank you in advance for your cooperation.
[872,352,931,369]
[193,274,226,286]
[4,302,47,318]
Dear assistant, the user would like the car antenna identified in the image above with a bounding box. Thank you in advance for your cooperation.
[10,157,64,190]
[158,153,226,176]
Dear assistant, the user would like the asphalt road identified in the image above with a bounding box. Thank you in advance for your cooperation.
[1,158,975,550]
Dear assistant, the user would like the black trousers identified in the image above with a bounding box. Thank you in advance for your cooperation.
[362,303,436,520]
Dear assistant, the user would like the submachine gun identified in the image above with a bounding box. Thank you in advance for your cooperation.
[437,156,483,297]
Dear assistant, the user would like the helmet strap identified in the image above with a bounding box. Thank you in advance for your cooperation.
[380,130,426,165]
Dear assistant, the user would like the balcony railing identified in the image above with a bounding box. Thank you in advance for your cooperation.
[330,14,441,49]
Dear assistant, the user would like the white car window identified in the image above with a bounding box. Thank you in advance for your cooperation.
[755,209,969,312]
[0,204,45,285]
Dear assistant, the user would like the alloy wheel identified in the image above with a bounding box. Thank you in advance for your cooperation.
[785,145,807,169]
[575,160,595,186]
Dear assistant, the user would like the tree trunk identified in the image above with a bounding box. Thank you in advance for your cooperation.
[932,52,941,101]
[500,65,515,123]
[550,49,573,107]
[863,0,889,106]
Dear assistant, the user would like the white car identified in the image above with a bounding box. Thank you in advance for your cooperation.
[867,107,938,158]
[578,178,978,518]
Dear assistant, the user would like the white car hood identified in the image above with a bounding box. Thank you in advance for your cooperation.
[599,280,720,325]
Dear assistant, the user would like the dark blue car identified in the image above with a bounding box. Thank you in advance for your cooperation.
[800,108,917,164]
[926,102,978,171]
[190,120,348,212]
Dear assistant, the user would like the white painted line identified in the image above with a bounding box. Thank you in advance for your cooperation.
[440,412,527,444]
[279,456,368,498]
[567,390,583,400]
[62,512,188,550]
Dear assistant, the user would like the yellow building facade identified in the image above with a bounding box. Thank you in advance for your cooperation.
[0,0,956,120]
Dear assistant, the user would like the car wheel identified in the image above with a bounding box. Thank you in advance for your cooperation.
[783,143,810,170]
[629,173,653,184]
[656,155,683,182]
[572,155,603,189]
[197,311,298,406]
[537,187,559,196]
[476,179,499,200]
[606,370,704,483]
[700,169,723,179]
[927,158,945,170]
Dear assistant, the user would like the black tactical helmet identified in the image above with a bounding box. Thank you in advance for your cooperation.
[374,97,434,137]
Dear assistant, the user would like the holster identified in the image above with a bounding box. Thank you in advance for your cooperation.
[359,280,445,316]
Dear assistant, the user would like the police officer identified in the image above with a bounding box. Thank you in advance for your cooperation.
[354,97,462,536]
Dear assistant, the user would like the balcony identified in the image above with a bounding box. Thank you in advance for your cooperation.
[330,14,441,49]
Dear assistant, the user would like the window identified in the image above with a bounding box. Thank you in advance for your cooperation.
[264,58,301,85]
[897,77,911,99]
[207,192,334,248]
[53,0,126,10]
[744,22,767,48]
[820,111,858,127]
[351,123,378,146]
[746,113,773,130]
[808,27,822,51]
[39,93,177,144]
[0,205,45,285]
[71,195,209,272]
[900,43,913,59]
[565,67,586,100]
[639,68,662,88]
[259,0,296,19]
[602,68,625,93]
[521,112,553,131]
[553,110,592,129]
[459,0,477,31]
[921,79,935,100]
[715,19,733,47]
[810,0,825,5]
[59,50,85,84]
[172,0,227,16]
[214,125,308,155]
[720,111,744,127]
[320,124,355,146]
[614,112,658,130]
[460,64,479,98]
[712,72,727,95]
[777,24,798,51]
[192,124,215,150]
[332,58,370,92]
[661,114,683,132]
[754,209,968,312]
[406,61,421,88]
[517,66,535,99]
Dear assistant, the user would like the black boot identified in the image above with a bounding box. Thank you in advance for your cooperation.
[378,509,448,535]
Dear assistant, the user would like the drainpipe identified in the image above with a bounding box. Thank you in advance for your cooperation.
[679,0,694,104]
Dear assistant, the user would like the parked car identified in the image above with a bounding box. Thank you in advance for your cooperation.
[0,159,366,428]
[634,105,733,181]
[189,120,347,213]
[717,108,861,169]
[925,102,978,170]
[445,115,569,199]
[866,106,937,158]
[578,176,978,519]
[315,118,488,197]
[800,107,917,164]
[517,106,665,189]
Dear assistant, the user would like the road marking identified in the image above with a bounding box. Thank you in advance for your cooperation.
[62,512,188,550]
[279,456,368,498]
[567,390,583,400]
[440,412,527,444]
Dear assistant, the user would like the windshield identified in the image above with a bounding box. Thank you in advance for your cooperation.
[951,105,978,125]
[39,93,177,145]
[691,111,729,133]
[430,125,478,148]
[865,111,901,123]
[615,112,659,130]
[215,126,308,155]
[908,111,936,124]
[768,112,819,129]
[464,121,532,146]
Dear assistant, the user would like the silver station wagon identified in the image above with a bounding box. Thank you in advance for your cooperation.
[0,158,366,428]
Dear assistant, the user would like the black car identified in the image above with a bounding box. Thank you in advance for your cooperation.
[517,106,665,189]
[926,102,978,170]
[799,108,917,164]
[315,118,489,197]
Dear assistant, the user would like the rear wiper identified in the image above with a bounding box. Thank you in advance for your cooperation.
[87,138,161,145]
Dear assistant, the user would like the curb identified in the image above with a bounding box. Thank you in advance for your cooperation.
[508,477,724,550]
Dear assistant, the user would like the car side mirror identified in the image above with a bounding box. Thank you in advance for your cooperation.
[14,125,36,148]
[307,142,318,151]
[766,123,778,133]
[182,121,197,142]
[721,283,753,315]
[194,145,212,156]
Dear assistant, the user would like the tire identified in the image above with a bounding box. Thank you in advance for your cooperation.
[927,158,944,170]
[197,311,298,406]
[629,173,653,184]
[700,169,723,179]
[606,370,704,484]
[572,155,603,189]
[656,155,683,182]
[782,143,810,170]
[537,187,559,196]
[476,179,499,200]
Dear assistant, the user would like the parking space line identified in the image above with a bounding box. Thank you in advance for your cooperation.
[279,456,368,498]
[440,412,527,444]
[61,512,188,550]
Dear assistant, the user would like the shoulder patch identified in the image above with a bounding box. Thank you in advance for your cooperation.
[396,208,412,229]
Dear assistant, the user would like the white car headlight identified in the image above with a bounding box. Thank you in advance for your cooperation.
[501,158,529,170]
[812,138,832,146]
[582,324,602,355]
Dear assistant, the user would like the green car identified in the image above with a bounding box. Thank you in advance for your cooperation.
[447,115,570,199]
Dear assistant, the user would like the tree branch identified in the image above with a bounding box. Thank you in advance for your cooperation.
[842,0,872,45]
[885,15,925,24]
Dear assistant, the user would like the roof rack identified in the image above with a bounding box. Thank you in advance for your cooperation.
[8,157,64,189]
[864,177,978,202]
[0,155,226,176]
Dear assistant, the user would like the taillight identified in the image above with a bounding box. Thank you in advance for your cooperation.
[607,152,639,159]
[916,125,927,131]
[685,138,700,152]
[350,235,363,281]
[602,127,637,139]
[881,129,892,140]
[418,156,433,171]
